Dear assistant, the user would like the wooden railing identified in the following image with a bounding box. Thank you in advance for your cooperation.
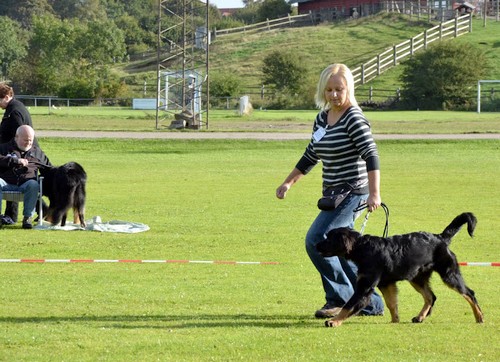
[213,13,314,37]
[352,13,472,86]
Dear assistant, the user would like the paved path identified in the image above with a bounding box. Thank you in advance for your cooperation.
[37,131,500,140]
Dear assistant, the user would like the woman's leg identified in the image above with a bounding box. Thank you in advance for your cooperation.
[305,194,384,316]
[343,259,384,315]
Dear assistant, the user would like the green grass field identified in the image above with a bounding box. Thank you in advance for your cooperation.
[1,138,498,361]
[28,106,500,134]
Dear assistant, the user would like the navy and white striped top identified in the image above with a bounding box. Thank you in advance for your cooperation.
[296,106,379,190]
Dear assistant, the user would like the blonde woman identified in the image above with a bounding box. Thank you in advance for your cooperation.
[276,64,384,318]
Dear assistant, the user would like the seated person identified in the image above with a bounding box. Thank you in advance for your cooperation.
[0,82,38,222]
[0,125,51,229]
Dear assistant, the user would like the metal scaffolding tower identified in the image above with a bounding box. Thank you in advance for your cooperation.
[156,0,210,129]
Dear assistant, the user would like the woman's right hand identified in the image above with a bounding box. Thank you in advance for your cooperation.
[276,183,290,199]
[276,168,303,200]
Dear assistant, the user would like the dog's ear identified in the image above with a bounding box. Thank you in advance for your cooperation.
[341,228,358,254]
[322,228,350,256]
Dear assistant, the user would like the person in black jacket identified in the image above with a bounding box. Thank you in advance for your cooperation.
[0,83,34,143]
[0,125,51,229]
[0,83,37,222]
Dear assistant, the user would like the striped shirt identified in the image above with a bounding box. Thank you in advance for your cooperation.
[296,106,379,190]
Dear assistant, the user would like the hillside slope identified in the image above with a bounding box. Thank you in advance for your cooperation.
[209,13,433,92]
[120,14,500,97]
[360,17,500,93]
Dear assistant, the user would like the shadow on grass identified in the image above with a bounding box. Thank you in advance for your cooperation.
[0,314,328,329]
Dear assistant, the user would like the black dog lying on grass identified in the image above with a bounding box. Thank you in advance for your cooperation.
[40,161,87,227]
[316,212,484,327]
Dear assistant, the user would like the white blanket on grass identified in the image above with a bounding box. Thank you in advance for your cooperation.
[34,216,149,233]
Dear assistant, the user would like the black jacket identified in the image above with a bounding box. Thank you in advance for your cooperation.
[0,139,51,185]
[0,99,34,144]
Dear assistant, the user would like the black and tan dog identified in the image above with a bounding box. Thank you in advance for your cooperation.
[316,212,483,327]
[40,161,87,227]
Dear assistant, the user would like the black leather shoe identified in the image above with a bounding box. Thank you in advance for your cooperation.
[22,217,33,229]
[315,303,343,318]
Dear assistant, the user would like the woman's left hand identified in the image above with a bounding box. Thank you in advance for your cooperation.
[366,194,381,212]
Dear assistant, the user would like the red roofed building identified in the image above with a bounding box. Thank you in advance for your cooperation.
[219,8,239,16]
[292,0,383,21]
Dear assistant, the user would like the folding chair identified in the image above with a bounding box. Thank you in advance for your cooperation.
[2,176,44,226]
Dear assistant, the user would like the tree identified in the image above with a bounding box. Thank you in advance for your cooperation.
[233,3,260,24]
[400,41,490,110]
[119,0,159,35]
[262,50,306,93]
[49,0,106,21]
[257,0,291,22]
[0,17,28,77]
[9,14,126,97]
[73,20,126,64]
[0,0,53,28]
[12,15,75,94]
[115,14,151,54]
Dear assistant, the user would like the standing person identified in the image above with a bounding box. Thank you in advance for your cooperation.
[0,125,51,229]
[276,63,385,318]
[0,83,36,223]
[0,83,34,143]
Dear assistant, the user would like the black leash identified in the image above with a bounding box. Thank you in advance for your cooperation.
[28,160,52,170]
[354,202,390,238]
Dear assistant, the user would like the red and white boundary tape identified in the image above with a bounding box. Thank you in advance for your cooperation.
[459,262,499,267]
[0,259,497,266]
[0,258,279,265]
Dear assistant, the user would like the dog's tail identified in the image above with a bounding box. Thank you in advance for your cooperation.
[440,212,477,244]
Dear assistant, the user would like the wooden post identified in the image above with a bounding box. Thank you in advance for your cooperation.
[483,0,487,27]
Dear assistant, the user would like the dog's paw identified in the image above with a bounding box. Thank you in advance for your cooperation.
[325,319,342,327]
[411,316,423,323]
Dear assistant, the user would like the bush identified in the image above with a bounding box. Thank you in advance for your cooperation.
[209,72,242,108]
[400,41,490,110]
[58,79,95,99]
[210,72,241,98]
[262,50,306,94]
[212,17,245,31]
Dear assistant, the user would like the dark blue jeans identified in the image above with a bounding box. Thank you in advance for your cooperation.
[305,193,384,315]
[0,179,39,218]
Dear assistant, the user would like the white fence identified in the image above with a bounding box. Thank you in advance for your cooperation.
[352,13,472,86]
[214,13,314,37]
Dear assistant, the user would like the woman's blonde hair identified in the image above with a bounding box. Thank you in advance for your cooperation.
[314,63,358,110]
